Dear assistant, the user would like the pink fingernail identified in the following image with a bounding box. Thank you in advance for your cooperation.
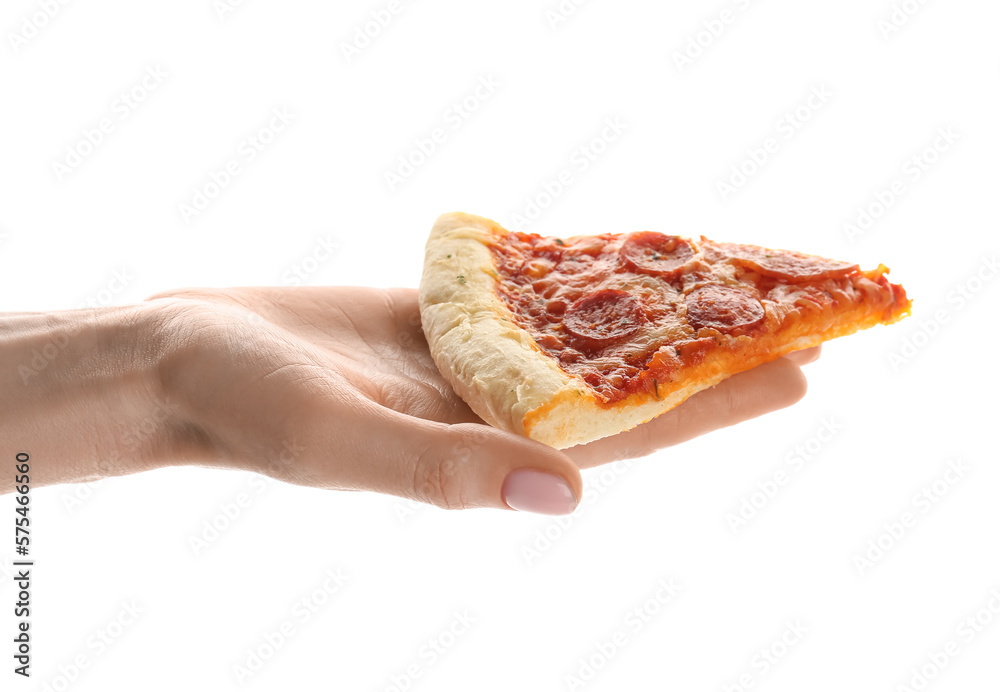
[502,469,578,515]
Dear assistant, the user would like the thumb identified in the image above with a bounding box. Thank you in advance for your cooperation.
[350,411,582,514]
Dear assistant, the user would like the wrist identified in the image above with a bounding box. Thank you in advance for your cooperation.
[1,302,180,490]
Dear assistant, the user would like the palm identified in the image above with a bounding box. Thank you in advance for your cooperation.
[159,286,477,420]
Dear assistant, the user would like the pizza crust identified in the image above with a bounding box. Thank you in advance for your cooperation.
[418,212,577,438]
[419,212,908,450]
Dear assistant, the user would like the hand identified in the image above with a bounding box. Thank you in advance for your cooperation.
[148,286,815,513]
[1,287,817,514]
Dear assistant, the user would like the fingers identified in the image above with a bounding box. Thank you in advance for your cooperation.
[567,357,809,469]
[311,405,583,514]
[782,344,822,366]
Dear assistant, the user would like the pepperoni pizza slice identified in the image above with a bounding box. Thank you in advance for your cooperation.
[418,212,911,449]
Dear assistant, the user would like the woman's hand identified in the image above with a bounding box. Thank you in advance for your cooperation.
[1,287,816,514]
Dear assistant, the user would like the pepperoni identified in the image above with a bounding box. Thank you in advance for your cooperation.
[486,228,908,406]
[685,284,764,333]
[620,232,695,277]
[563,289,641,348]
[718,243,857,281]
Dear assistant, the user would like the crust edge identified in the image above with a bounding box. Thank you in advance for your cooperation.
[418,212,580,438]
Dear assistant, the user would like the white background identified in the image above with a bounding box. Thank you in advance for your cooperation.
[2,0,1000,690]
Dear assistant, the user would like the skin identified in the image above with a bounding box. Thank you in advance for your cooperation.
[0,287,819,511]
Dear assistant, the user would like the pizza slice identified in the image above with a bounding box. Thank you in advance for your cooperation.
[418,212,911,449]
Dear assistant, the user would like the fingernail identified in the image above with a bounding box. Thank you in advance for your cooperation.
[502,469,578,515]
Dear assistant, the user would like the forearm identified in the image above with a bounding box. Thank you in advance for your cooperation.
[0,304,177,493]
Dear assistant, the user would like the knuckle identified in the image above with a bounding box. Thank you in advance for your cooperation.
[411,441,467,510]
